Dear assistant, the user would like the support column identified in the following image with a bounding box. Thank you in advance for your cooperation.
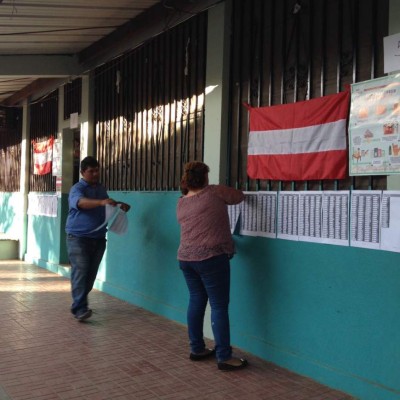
[19,99,30,260]
[202,0,232,338]
[80,73,95,159]
[203,0,232,184]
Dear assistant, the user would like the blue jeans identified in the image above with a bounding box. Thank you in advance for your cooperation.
[179,254,232,362]
[66,234,106,316]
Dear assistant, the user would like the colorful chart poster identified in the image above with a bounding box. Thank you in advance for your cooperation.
[349,74,400,175]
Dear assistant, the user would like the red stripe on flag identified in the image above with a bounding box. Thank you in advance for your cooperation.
[247,150,347,181]
[249,90,350,131]
[33,137,53,175]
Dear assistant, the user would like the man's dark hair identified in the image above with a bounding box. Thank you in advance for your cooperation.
[80,156,99,172]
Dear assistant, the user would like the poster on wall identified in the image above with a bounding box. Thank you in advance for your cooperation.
[349,74,400,176]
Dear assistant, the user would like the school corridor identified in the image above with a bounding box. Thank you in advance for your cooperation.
[0,260,354,400]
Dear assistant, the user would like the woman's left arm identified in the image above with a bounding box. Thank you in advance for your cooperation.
[213,185,244,205]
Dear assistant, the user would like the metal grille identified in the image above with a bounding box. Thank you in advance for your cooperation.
[64,78,82,120]
[0,107,22,192]
[29,91,58,192]
[95,12,207,191]
[227,0,388,191]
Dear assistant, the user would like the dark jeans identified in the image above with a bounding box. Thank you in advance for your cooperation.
[66,234,106,316]
[179,254,232,362]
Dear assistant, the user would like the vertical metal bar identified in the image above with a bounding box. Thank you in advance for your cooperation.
[170,29,175,190]
[307,0,313,101]
[370,0,377,79]
[352,0,358,84]
[226,3,234,186]
[161,34,166,190]
[257,0,264,108]
[145,44,151,191]
[156,36,162,190]
[193,16,199,162]
[184,26,190,164]
[351,0,359,190]
[139,48,145,190]
[320,0,326,97]
[126,53,132,190]
[294,10,299,103]
[149,40,155,190]
[173,28,179,189]
[133,53,139,191]
[235,0,244,189]
[119,59,124,190]
[166,31,172,190]
[268,0,275,107]
[337,0,343,92]
[266,0,275,191]
[110,63,115,190]
[280,0,287,104]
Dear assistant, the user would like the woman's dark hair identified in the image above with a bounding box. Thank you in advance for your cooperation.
[80,156,99,172]
[180,161,210,195]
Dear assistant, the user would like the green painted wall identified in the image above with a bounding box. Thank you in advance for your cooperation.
[18,190,400,400]
[0,192,21,238]
[25,193,69,265]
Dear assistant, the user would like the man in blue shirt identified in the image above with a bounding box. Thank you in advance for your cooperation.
[66,156,130,321]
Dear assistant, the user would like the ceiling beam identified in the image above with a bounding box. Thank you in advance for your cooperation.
[78,0,221,70]
[0,55,80,76]
[2,78,67,107]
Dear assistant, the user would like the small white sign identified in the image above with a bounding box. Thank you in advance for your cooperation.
[384,33,400,73]
[70,112,79,129]
[52,139,62,176]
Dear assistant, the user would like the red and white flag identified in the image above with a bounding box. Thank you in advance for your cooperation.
[32,137,54,175]
[246,90,350,181]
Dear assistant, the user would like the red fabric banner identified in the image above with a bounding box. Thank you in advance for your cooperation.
[32,137,54,175]
[246,90,350,181]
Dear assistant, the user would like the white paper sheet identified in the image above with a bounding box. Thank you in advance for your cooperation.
[350,190,382,250]
[239,192,277,238]
[380,191,400,253]
[277,192,299,241]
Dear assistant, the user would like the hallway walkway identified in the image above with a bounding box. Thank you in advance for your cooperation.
[0,260,354,400]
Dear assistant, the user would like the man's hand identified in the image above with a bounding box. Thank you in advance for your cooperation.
[102,198,118,207]
[117,202,131,212]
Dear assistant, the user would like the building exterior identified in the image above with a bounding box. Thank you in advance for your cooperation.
[1,1,399,399]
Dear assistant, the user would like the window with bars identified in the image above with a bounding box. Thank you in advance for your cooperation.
[64,77,82,120]
[29,91,58,192]
[227,0,389,191]
[0,107,22,192]
[94,12,207,191]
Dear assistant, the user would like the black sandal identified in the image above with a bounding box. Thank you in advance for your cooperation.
[218,358,248,371]
[189,348,216,361]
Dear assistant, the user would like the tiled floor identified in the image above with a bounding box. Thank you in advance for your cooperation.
[0,260,355,400]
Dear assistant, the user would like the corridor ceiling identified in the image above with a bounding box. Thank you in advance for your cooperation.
[0,0,218,106]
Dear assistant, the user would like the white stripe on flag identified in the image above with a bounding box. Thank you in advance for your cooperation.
[248,119,347,155]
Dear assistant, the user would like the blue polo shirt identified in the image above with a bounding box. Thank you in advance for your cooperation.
[65,178,109,238]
